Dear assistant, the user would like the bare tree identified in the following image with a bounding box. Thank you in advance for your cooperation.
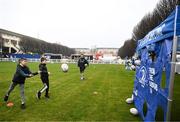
[119,0,179,58]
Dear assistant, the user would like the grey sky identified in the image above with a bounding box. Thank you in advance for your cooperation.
[0,0,159,48]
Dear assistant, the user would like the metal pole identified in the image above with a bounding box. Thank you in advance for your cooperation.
[0,36,2,61]
[166,5,179,121]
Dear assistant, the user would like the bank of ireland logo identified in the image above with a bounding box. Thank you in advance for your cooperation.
[139,66,147,88]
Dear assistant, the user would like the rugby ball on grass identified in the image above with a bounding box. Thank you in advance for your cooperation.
[61,63,69,72]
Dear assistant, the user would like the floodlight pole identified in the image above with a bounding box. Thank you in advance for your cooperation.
[166,5,179,121]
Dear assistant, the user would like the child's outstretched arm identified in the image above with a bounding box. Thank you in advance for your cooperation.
[86,60,89,66]
[18,67,38,78]
[32,72,38,76]
[18,68,31,77]
[77,59,80,67]
[26,67,39,77]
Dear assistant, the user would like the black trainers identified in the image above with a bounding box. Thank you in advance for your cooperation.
[4,95,9,102]
[37,91,41,99]
[45,94,50,98]
[21,103,26,109]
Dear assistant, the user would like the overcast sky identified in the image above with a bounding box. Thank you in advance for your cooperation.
[0,0,159,48]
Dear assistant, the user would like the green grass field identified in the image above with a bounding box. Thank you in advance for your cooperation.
[0,62,179,121]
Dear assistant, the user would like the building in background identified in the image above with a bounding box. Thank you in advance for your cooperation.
[73,48,91,54]
[74,47,118,57]
[73,47,119,63]
[0,29,22,54]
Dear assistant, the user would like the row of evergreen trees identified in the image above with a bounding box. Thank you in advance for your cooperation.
[20,36,75,56]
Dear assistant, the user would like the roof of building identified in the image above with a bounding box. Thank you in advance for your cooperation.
[0,28,45,42]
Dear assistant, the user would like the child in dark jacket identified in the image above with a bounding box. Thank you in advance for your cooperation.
[37,57,50,99]
[4,58,38,109]
[78,54,89,80]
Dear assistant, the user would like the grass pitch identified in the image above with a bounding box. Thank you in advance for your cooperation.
[0,62,179,121]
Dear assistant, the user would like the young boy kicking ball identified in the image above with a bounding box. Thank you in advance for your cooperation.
[37,57,50,99]
[4,58,38,109]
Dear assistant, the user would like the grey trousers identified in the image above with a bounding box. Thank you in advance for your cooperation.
[6,82,25,104]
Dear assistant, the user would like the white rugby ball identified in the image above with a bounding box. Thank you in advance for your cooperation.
[126,98,134,104]
[135,60,141,66]
[131,65,136,70]
[61,63,69,72]
[130,108,138,115]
